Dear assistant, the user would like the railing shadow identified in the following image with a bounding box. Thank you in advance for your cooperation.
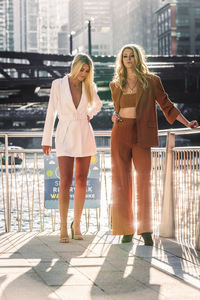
[0,232,93,299]
[89,234,160,298]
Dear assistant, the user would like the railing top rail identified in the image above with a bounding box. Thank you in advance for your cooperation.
[157,127,200,136]
[173,146,200,151]
[3,147,200,154]
[0,127,200,138]
[0,147,111,153]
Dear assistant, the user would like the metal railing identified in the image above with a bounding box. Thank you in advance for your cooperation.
[0,128,200,250]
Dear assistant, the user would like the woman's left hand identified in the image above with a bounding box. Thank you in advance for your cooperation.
[187,120,199,128]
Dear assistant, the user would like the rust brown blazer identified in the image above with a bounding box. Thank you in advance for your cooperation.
[110,74,180,148]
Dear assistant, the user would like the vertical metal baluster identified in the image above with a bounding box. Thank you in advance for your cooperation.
[153,151,156,234]
[195,150,200,250]
[184,151,187,243]
[180,151,183,242]
[36,153,44,231]
[24,154,31,231]
[177,151,180,240]
[13,153,19,231]
[173,150,176,238]
[30,153,37,231]
[1,153,7,231]
[191,150,195,246]
[96,208,99,231]
[19,153,25,231]
[188,150,192,244]
[103,152,109,220]
[5,134,10,232]
[51,209,56,232]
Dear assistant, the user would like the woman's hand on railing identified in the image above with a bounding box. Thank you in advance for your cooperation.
[187,120,199,128]
[176,113,199,128]
[112,112,122,123]
[42,145,52,156]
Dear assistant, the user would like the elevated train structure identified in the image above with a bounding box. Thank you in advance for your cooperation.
[0,51,199,130]
[0,51,200,104]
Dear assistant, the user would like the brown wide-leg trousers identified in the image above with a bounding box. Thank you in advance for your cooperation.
[111,118,152,235]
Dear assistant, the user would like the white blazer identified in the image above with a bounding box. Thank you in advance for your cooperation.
[42,75,102,157]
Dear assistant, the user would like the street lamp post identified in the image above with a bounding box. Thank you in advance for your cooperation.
[69,34,73,55]
[69,31,75,55]
[88,20,92,56]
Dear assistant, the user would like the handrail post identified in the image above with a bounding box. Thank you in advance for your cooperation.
[195,208,200,250]
[159,132,175,237]
[5,134,11,232]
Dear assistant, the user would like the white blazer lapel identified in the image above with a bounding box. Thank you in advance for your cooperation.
[61,75,77,112]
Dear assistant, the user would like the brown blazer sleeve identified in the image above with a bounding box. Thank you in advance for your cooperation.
[153,75,180,124]
[109,81,122,113]
[109,82,117,112]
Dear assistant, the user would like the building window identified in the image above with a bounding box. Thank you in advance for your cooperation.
[176,19,189,26]
[196,34,200,41]
[194,8,200,16]
[195,19,200,27]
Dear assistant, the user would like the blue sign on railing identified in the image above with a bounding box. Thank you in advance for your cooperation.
[44,153,101,209]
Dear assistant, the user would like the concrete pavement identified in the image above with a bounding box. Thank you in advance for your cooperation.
[0,231,200,300]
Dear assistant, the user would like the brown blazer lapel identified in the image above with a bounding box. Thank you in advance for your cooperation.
[110,82,122,113]
[135,81,144,108]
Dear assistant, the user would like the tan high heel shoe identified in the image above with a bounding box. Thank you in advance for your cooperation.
[71,221,83,240]
[60,224,69,243]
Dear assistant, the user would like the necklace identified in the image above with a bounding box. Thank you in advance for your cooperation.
[127,79,138,94]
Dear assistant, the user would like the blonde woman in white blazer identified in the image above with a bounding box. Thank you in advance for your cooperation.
[42,54,102,243]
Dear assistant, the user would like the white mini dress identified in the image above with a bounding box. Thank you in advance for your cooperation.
[42,75,102,157]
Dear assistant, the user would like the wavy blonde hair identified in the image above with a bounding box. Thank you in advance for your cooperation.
[69,53,94,105]
[113,44,152,90]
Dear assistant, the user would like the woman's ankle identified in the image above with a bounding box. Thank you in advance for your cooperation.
[72,221,81,234]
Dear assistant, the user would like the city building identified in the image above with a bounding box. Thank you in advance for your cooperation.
[68,0,113,56]
[0,0,14,51]
[157,0,200,55]
[13,0,69,54]
[111,0,161,55]
[58,24,68,55]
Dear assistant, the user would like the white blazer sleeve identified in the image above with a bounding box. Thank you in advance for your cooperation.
[87,83,102,119]
[42,80,58,146]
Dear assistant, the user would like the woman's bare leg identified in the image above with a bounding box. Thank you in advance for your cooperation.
[73,156,91,235]
[58,156,74,242]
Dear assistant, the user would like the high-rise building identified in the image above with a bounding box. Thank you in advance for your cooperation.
[58,24,68,55]
[0,0,14,51]
[69,0,113,56]
[13,0,69,54]
[157,0,200,55]
[111,0,130,54]
[111,0,161,55]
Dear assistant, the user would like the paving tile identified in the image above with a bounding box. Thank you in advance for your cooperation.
[57,249,94,263]
[98,278,157,298]
[68,257,107,267]
[0,272,60,300]
[17,243,61,260]
[75,266,120,281]
[0,251,24,259]
[146,276,200,299]
[33,260,70,272]
[111,288,167,300]
[86,243,112,257]
[52,285,113,300]
[35,266,93,286]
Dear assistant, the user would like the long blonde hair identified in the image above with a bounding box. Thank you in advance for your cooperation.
[69,53,94,105]
[113,44,152,90]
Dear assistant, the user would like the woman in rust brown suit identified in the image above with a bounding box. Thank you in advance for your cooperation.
[110,44,199,245]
